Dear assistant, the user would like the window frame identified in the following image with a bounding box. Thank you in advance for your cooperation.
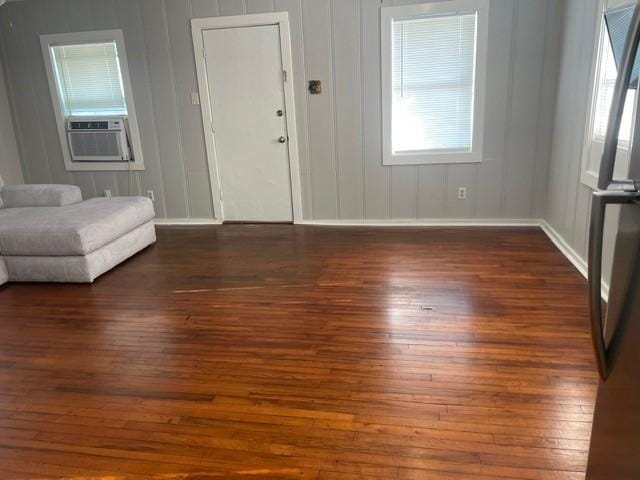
[40,30,144,172]
[581,0,637,189]
[381,0,489,166]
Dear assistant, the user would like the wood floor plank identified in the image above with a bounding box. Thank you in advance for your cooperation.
[0,226,597,479]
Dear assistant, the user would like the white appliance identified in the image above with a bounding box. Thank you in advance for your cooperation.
[66,118,130,162]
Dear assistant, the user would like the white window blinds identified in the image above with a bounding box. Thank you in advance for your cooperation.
[593,31,635,145]
[50,41,128,117]
[391,12,477,154]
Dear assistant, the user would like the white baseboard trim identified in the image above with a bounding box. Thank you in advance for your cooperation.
[299,218,540,227]
[156,218,539,227]
[154,218,222,226]
[540,220,609,300]
[539,220,588,279]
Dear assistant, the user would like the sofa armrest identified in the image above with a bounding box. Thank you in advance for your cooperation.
[1,184,83,208]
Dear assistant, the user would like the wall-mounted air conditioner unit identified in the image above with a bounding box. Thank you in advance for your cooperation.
[66,118,130,162]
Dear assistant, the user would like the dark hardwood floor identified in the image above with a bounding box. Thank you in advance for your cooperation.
[0,226,597,479]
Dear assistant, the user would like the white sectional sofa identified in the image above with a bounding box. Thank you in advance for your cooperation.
[0,177,156,285]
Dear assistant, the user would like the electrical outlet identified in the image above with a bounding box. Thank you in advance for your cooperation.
[458,187,467,200]
[104,189,112,198]
[146,190,155,202]
[190,92,200,105]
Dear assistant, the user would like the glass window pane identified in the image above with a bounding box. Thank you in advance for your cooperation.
[50,41,127,117]
[391,12,477,154]
[593,31,634,145]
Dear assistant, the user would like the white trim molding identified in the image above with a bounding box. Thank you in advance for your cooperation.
[191,12,303,223]
[540,220,609,300]
[580,0,607,190]
[540,220,588,278]
[300,218,539,227]
[154,218,223,226]
[380,0,489,166]
[156,218,539,227]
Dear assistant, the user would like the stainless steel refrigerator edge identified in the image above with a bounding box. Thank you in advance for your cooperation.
[587,2,640,478]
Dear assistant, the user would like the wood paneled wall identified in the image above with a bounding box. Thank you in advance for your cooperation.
[546,0,597,261]
[545,0,619,282]
[0,44,22,185]
[0,0,561,221]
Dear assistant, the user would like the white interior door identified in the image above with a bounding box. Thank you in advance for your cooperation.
[203,24,293,222]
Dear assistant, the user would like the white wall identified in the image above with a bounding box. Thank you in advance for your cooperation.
[0,41,23,185]
[0,0,561,221]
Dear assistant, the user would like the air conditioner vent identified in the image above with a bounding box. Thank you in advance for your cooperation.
[66,118,130,162]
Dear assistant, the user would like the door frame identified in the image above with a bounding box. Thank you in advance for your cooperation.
[191,12,303,223]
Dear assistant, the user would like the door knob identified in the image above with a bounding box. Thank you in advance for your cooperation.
[276,109,284,117]
[278,136,286,143]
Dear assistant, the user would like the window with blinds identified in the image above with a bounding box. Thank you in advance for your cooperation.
[391,13,477,154]
[50,41,128,117]
[592,32,635,146]
[581,10,638,190]
[381,0,488,165]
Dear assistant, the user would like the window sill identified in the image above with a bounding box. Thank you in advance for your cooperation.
[64,161,145,172]
[581,170,599,190]
[382,151,482,166]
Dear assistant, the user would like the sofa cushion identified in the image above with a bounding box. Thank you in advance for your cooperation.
[1,184,82,208]
[5,221,156,283]
[0,197,155,256]
[0,257,7,286]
